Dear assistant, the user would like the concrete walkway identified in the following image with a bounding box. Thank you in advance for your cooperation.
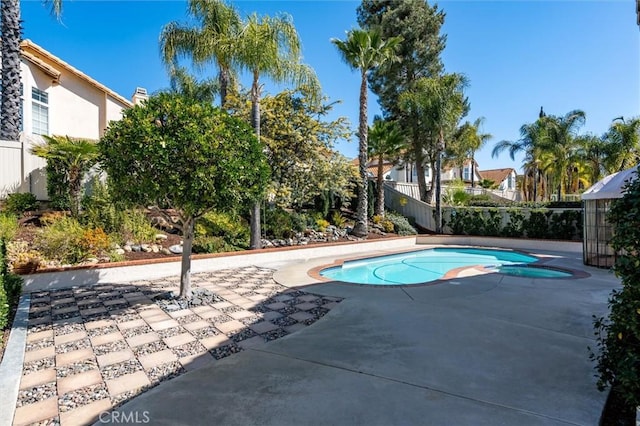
[107,248,619,425]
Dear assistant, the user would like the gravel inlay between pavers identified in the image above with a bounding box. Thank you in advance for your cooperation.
[11,267,343,425]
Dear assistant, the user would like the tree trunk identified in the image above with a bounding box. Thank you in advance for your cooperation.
[219,66,230,108]
[69,168,82,218]
[352,71,369,238]
[375,153,384,217]
[470,154,475,188]
[249,72,262,249]
[179,216,194,299]
[435,139,443,234]
[1,0,22,141]
[533,167,538,202]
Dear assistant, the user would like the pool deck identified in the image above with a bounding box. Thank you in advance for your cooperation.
[100,238,620,425]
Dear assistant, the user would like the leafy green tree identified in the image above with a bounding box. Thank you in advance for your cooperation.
[1,0,62,140]
[368,117,404,216]
[449,117,492,188]
[234,12,320,248]
[399,74,468,232]
[331,28,401,236]
[160,0,241,106]
[226,86,354,210]
[604,116,640,173]
[99,93,269,298]
[591,170,640,422]
[30,135,99,217]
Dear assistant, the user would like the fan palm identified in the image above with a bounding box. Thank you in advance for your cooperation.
[160,0,240,107]
[604,117,640,173]
[167,66,219,104]
[30,135,99,217]
[332,28,401,237]
[452,117,492,188]
[235,13,320,249]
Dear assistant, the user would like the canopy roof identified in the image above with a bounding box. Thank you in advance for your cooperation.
[581,166,639,200]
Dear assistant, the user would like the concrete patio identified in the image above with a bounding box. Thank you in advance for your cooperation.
[104,240,620,425]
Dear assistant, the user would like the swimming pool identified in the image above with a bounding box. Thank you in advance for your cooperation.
[320,248,539,285]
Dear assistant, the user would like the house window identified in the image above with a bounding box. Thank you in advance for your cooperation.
[32,88,49,135]
[424,167,430,177]
[463,167,470,181]
[507,173,514,189]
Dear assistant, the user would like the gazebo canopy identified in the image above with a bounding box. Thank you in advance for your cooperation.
[581,166,639,200]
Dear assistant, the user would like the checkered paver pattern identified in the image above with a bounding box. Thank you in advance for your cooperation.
[13,267,342,426]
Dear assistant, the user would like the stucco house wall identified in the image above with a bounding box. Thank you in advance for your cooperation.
[0,39,141,199]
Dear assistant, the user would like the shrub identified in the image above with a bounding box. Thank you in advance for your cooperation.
[0,236,23,332]
[39,211,68,226]
[196,211,249,249]
[79,228,112,258]
[121,210,157,245]
[34,217,87,264]
[484,209,502,237]
[524,210,552,239]
[0,213,18,241]
[264,207,295,239]
[549,210,581,240]
[501,209,525,237]
[81,179,123,234]
[192,236,238,254]
[386,211,417,236]
[447,209,470,235]
[7,240,43,273]
[315,218,330,232]
[380,219,395,233]
[3,193,38,215]
[371,215,383,225]
[330,211,348,229]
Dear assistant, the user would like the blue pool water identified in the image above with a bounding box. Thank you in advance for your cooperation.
[320,248,539,285]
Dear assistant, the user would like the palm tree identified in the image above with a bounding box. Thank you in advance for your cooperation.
[452,117,492,188]
[492,120,546,202]
[235,13,320,249]
[1,0,62,141]
[160,0,240,107]
[537,110,586,200]
[332,28,401,237]
[604,116,640,173]
[167,66,219,104]
[368,117,404,217]
[30,135,98,217]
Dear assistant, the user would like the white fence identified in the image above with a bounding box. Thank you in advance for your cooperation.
[0,136,48,200]
[385,181,520,203]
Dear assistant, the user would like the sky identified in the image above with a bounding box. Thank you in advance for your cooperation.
[20,0,640,173]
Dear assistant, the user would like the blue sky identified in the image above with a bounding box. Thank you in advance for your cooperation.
[21,0,639,173]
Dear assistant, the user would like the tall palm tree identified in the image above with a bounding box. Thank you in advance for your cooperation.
[368,117,404,217]
[537,110,586,200]
[235,13,320,249]
[604,116,640,173]
[492,120,546,202]
[30,135,98,217]
[160,0,240,107]
[1,0,62,141]
[453,117,492,188]
[332,28,401,237]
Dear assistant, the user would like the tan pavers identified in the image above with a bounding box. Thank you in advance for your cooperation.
[24,346,55,363]
[290,312,314,322]
[20,369,56,390]
[26,329,54,343]
[229,310,255,320]
[148,319,180,331]
[168,308,193,319]
[105,371,151,396]
[90,331,125,347]
[163,333,196,348]
[13,397,58,426]
[249,321,280,334]
[117,318,146,330]
[139,349,178,370]
[79,307,108,317]
[200,335,232,350]
[84,319,114,330]
[58,370,103,394]
[51,297,75,307]
[54,330,88,346]
[56,348,95,366]
[126,332,160,347]
[96,349,135,367]
[59,397,112,426]
[77,298,101,306]
[27,316,51,327]
[183,320,210,332]
[52,306,79,316]
[214,320,245,334]
[191,306,214,314]
[197,309,224,320]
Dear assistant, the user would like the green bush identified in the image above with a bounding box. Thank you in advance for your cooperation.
[524,210,552,239]
[386,211,417,236]
[34,216,88,264]
[590,172,640,414]
[192,236,238,254]
[45,159,71,211]
[3,193,38,215]
[0,213,18,241]
[81,179,124,234]
[0,237,23,332]
[121,210,157,245]
[264,207,295,239]
[196,211,249,249]
[501,209,525,237]
[549,210,581,240]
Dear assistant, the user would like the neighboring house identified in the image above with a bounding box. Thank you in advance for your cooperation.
[385,159,482,187]
[351,158,395,181]
[0,39,147,199]
[477,167,517,191]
